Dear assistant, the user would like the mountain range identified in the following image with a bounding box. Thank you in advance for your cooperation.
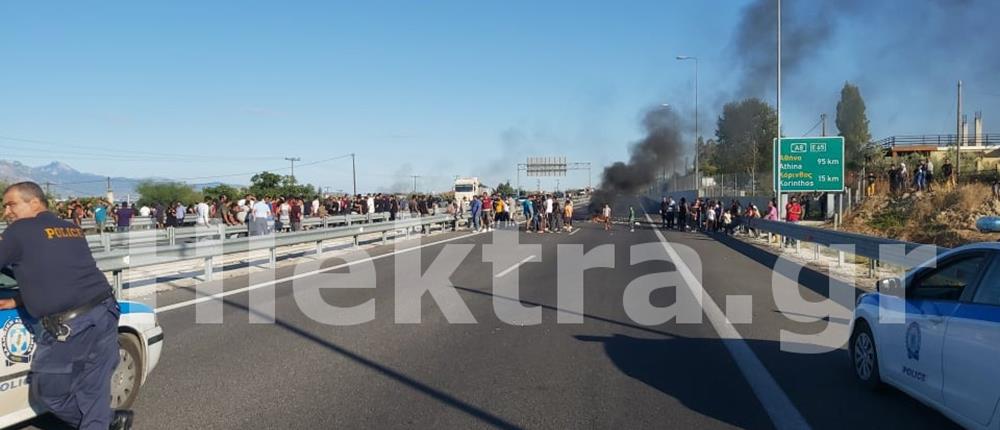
[0,160,229,199]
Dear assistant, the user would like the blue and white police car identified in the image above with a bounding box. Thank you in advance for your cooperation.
[0,269,163,428]
[850,236,1000,429]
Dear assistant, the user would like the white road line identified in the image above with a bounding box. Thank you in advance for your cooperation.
[494,255,537,278]
[568,228,581,236]
[642,208,811,430]
[155,229,490,313]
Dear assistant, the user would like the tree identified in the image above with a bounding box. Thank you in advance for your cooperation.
[836,82,871,171]
[496,181,515,197]
[713,98,778,181]
[697,137,720,176]
[247,171,318,199]
[135,181,202,206]
[202,184,243,202]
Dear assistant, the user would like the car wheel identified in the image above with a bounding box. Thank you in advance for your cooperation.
[111,333,143,409]
[850,322,882,389]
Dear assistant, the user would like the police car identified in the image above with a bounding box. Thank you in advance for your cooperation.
[0,269,163,428]
[850,240,1000,430]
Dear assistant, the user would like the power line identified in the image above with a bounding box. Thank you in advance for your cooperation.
[0,135,280,161]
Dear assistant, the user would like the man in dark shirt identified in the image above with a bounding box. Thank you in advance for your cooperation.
[0,182,132,429]
[114,202,133,233]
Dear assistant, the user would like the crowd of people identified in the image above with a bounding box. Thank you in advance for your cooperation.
[51,192,584,237]
[657,195,806,240]
[869,157,954,196]
[54,193,459,234]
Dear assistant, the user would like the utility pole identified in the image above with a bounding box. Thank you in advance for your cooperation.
[44,181,51,197]
[351,153,357,196]
[284,157,301,183]
[821,113,827,137]
[956,80,962,184]
[411,175,420,193]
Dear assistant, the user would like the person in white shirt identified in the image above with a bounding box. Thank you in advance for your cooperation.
[311,198,320,217]
[545,196,554,232]
[278,199,291,232]
[251,197,272,235]
[139,205,151,217]
[196,198,211,226]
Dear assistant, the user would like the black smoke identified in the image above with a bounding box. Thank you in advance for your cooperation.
[731,0,864,98]
[593,106,685,209]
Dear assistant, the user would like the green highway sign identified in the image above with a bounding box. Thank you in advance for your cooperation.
[774,136,845,192]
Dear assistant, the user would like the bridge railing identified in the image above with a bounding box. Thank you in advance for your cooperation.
[87,213,390,251]
[97,214,455,295]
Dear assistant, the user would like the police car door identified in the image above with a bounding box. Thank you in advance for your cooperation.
[884,252,987,403]
[0,270,32,421]
[941,253,1000,427]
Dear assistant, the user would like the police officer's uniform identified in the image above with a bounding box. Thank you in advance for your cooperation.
[0,211,121,429]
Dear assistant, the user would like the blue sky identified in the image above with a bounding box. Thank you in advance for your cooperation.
[1,1,997,194]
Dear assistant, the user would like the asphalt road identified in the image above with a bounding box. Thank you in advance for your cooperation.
[19,202,961,429]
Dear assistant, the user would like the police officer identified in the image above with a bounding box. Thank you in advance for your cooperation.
[0,182,132,430]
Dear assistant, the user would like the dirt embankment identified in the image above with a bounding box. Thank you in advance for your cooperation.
[842,183,1000,247]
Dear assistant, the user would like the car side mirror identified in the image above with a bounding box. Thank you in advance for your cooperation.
[877,277,903,296]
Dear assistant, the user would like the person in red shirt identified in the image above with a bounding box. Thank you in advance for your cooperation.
[785,196,803,222]
[783,196,803,248]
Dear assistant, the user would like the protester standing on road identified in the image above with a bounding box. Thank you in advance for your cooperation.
[563,198,574,231]
[628,206,636,232]
[290,198,303,231]
[0,182,133,430]
[469,195,482,231]
[660,197,669,228]
[93,201,108,234]
[114,202,133,233]
[677,197,688,231]
[602,203,612,232]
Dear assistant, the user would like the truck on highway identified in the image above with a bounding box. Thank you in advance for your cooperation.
[454,177,483,204]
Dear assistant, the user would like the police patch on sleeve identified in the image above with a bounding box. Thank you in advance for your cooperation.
[2,318,35,365]
[905,321,921,361]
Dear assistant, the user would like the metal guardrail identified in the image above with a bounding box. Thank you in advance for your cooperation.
[874,134,1000,148]
[87,213,390,251]
[98,214,456,293]
[744,217,949,273]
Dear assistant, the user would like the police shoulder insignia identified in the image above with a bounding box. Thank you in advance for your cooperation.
[905,321,921,361]
[2,318,35,365]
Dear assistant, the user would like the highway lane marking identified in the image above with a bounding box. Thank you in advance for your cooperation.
[494,255,537,278]
[642,209,811,430]
[568,228,581,236]
[155,229,491,313]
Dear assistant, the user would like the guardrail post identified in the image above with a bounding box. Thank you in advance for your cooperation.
[347,215,352,227]
[353,234,359,247]
[268,247,277,269]
[112,270,123,298]
[315,240,323,255]
[814,243,820,260]
[381,231,387,245]
[204,256,215,281]
[838,250,845,267]
[868,258,876,278]
[217,223,226,240]
[794,239,800,253]
[168,227,176,246]
[102,234,111,252]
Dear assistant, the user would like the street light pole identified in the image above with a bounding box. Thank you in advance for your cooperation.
[676,56,699,195]
[351,153,357,196]
[776,0,783,218]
